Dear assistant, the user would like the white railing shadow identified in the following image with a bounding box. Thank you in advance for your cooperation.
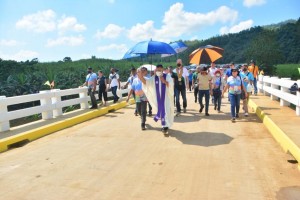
[258,75,300,116]
[0,83,130,132]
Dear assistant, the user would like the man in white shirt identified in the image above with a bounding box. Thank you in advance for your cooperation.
[108,68,121,103]
[209,62,217,104]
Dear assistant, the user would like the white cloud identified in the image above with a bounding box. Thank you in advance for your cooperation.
[96,44,128,59]
[16,10,86,34]
[95,24,124,39]
[97,43,127,52]
[0,50,39,61]
[127,3,238,41]
[243,0,266,7]
[46,35,85,47]
[220,19,254,34]
[57,16,86,33]
[0,39,18,46]
[16,9,56,33]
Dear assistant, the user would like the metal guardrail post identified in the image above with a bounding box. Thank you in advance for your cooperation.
[40,90,53,120]
[51,89,63,117]
[79,87,89,109]
[0,96,10,132]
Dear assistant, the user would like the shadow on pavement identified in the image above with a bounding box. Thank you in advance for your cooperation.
[276,186,300,200]
[169,130,234,147]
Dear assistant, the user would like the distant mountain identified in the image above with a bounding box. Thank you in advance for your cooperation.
[263,19,297,30]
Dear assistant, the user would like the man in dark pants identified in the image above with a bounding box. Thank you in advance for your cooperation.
[126,67,148,130]
[197,66,212,116]
[81,67,98,109]
[172,59,188,116]
[108,68,120,103]
[97,70,108,106]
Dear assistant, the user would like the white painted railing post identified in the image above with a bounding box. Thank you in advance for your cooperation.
[79,87,89,109]
[270,77,279,100]
[280,78,291,107]
[296,80,300,116]
[40,90,53,120]
[51,89,63,117]
[0,96,10,132]
[263,76,270,96]
[258,75,264,93]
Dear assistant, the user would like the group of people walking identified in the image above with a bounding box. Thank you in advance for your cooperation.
[82,59,260,135]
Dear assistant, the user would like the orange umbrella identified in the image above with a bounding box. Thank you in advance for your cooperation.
[189,45,224,64]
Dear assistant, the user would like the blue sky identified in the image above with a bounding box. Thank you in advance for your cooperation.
[0,0,299,62]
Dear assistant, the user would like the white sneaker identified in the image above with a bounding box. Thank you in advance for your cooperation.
[244,112,249,117]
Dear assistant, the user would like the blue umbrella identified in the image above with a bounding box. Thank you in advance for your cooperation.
[122,47,142,59]
[161,41,188,57]
[126,40,176,63]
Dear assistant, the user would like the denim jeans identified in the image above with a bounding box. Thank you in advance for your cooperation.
[198,90,210,113]
[229,93,241,118]
[111,86,119,102]
[174,87,187,112]
[88,87,97,107]
[213,89,222,111]
[253,78,258,94]
[137,101,147,124]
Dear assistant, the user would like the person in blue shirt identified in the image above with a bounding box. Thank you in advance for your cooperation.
[81,67,98,109]
[122,67,138,115]
[126,67,149,130]
[222,66,247,122]
[240,64,254,116]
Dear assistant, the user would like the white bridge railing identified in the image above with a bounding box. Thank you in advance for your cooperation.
[257,75,300,116]
[0,84,130,132]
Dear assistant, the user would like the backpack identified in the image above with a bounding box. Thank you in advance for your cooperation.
[289,83,299,95]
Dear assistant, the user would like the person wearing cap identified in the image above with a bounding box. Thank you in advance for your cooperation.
[222,66,248,122]
[172,59,189,116]
[248,60,259,95]
[122,67,138,115]
[138,64,174,135]
[240,64,254,116]
[127,67,149,130]
[81,67,98,109]
[108,67,121,103]
[212,69,225,112]
[192,66,201,103]
[197,66,213,116]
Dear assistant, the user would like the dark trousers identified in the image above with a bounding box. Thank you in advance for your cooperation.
[148,102,152,114]
[253,78,258,94]
[133,93,138,114]
[188,81,192,91]
[111,86,119,102]
[174,87,187,112]
[194,86,199,102]
[137,101,147,124]
[88,87,97,107]
[213,89,222,111]
[199,90,210,113]
[98,87,108,102]
[229,93,241,118]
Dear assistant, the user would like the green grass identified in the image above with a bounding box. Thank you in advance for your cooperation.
[275,64,300,80]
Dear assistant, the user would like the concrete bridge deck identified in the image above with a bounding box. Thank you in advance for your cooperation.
[0,92,300,200]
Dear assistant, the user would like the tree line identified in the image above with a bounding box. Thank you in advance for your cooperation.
[0,18,299,98]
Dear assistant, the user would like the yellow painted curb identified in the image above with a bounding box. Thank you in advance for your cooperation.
[0,99,135,153]
[248,99,300,170]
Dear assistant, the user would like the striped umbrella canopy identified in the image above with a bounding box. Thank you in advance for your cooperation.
[189,45,224,64]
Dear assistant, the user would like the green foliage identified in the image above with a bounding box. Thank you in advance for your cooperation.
[275,64,300,80]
